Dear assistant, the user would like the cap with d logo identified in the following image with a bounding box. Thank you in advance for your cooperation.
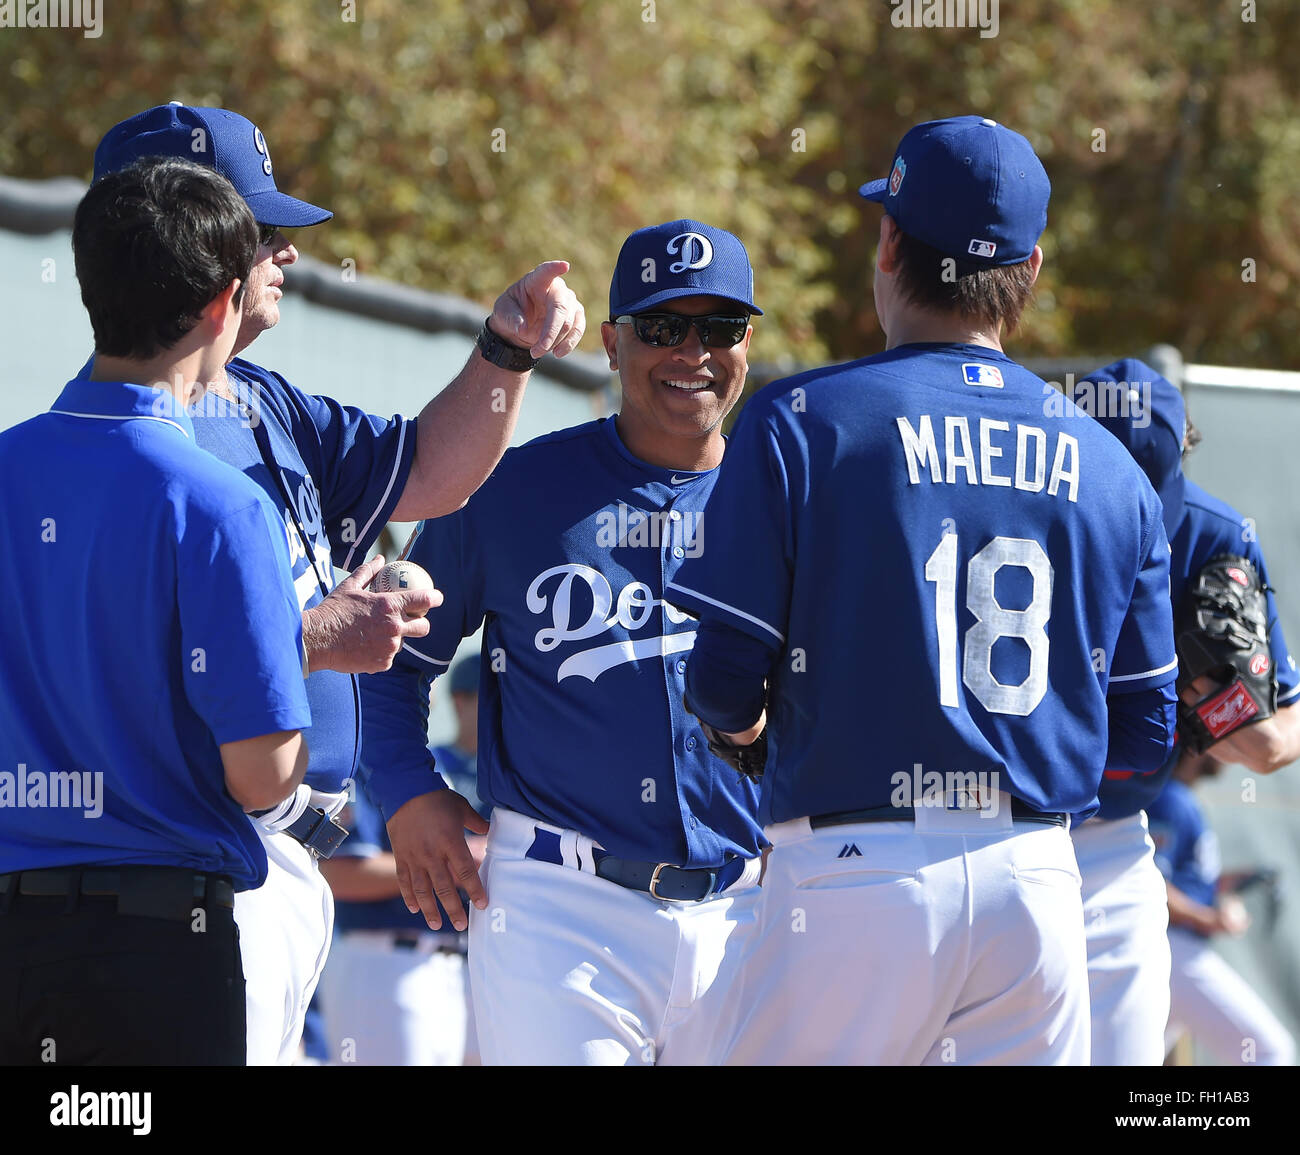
[609,219,762,317]
[93,103,332,228]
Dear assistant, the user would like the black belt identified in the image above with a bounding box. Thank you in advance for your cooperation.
[0,865,234,920]
[282,806,350,859]
[593,855,748,902]
[524,829,750,902]
[810,800,1068,830]
[392,932,464,955]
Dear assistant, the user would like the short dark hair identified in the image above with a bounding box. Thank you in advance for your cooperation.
[891,221,1038,333]
[73,157,257,359]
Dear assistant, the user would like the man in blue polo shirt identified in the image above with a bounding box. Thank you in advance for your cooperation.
[0,157,311,1065]
[91,103,586,1063]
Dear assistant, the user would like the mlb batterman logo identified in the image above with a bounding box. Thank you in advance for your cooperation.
[666,232,714,274]
[962,363,1004,389]
[888,155,906,196]
[968,238,997,258]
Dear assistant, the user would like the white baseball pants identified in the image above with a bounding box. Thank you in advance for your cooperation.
[468,807,761,1066]
[1073,811,1171,1065]
[717,802,1090,1065]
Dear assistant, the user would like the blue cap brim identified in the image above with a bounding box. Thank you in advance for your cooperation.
[614,286,762,317]
[859,178,889,202]
[243,188,332,228]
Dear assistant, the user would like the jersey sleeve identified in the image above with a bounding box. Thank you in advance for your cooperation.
[179,496,312,745]
[360,511,486,822]
[667,401,795,647]
[289,386,416,572]
[1107,508,1178,695]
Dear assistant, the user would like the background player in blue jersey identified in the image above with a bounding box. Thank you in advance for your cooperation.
[318,656,483,1065]
[669,117,1178,1065]
[1148,752,1295,1065]
[90,104,585,1064]
[1079,357,1300,1064]
[362,220,766,1065]
[0,158,310,1064]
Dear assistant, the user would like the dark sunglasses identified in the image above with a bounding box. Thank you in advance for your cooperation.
[612,312,750,349]
[256,222,282,247]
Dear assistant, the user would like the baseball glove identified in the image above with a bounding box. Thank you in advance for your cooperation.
[683,695,767,783]
[1175,555,1277,754]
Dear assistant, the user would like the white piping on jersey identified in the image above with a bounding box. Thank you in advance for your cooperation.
[399,641,451,667]
[665,582,785,644]
[1109,656,1178,683]
[49,410,190,438]
[1279,682,1300,704]
[343,420,408,572]
[293,565,323,610]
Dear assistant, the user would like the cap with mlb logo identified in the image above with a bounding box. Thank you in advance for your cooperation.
[859,116,1049,267]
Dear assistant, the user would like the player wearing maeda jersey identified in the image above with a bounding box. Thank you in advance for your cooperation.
[363,221,765,1065]
[671,118,1177,1065]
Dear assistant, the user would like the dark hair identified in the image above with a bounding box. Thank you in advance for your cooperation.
[892,222,1038,333]
[73,157,257,359]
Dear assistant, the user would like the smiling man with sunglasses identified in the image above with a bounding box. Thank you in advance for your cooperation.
[361,220,767,1065]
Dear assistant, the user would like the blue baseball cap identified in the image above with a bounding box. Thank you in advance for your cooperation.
[609,219,762,317]
[93,103,332,228]
[448,654,481,696]
[1085,357,1187,538]
[859,116,1049,266]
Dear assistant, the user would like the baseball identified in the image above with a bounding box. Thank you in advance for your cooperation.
[371,560,436,596]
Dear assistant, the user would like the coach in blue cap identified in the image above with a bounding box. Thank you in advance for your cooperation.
[0,157,311,1065]
[362,220,767,1065]
[90,102,586,1064]
[671,117,1179,1064]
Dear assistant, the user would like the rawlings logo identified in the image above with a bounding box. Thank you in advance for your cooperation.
[1227,567,1248,586]
[1250,652,1271,676]
[526,564,695,683]
[1202,683,1258,736]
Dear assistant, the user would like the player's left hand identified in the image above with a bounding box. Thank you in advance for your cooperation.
[489,260,586,360]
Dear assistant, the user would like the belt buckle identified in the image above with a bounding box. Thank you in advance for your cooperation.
[648,863,716,903]
[647,863,684,902]
[296,808,351,860]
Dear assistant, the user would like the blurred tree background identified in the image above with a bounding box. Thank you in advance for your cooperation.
[3,0,1298,373]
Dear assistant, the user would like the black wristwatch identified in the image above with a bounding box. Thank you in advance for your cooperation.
[476,316,539,372]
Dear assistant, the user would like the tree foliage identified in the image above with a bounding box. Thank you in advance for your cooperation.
[3,0,1297,369]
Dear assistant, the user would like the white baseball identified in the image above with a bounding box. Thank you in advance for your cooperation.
[371,560,436,596]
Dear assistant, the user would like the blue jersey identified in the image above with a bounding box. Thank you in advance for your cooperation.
[190,358,416,792]
[669,344,1178,824]
[1147,778,1219,927]
[0,379,311,889]
[361,417,763,868]
[1096,478,1300,818]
